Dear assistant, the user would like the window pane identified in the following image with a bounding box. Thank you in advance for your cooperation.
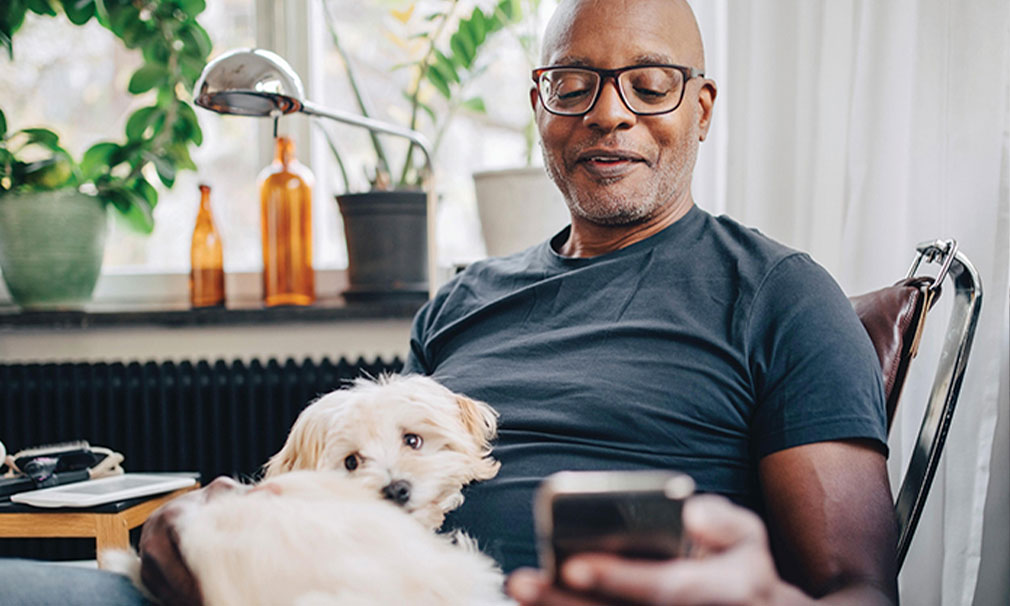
[0,2,259,273]
[308,0,547,265]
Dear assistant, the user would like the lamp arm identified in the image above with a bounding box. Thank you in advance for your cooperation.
[300,100,434,177]
[300,99,439,299]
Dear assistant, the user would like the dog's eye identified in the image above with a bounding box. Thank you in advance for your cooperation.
[403,433,423,450]
[344,454,359,471]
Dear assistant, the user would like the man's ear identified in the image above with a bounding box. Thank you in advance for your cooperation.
[530,86,540,112]
[697,79,717,142]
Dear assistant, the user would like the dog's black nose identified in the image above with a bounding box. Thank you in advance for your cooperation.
[382,479,412,505]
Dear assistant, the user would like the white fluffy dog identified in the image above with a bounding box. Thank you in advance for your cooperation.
[263,373,501,530]
[173,471,507,606]
[107,374,507,605]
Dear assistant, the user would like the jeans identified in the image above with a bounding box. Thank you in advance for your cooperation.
[0,559,149,606]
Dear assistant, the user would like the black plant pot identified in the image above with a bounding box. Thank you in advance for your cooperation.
[336,190,428,301]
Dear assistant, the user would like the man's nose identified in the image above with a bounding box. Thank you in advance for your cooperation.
[584,79,636,131]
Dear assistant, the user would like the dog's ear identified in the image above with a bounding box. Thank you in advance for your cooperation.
[456,394,498,446]
[456,395,501,481]
[263,404,330,478]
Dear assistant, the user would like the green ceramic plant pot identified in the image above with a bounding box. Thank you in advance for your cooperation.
[0,190,108,310]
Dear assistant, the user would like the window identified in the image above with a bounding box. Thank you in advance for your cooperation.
[0,1,551,302]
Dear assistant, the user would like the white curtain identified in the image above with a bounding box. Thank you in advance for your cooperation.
[690,1,1010,604]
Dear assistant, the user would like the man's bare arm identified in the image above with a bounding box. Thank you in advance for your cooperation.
[506,439,897,606]
[759,439,898,605]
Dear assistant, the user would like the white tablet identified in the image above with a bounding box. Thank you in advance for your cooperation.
[10,473,197,508]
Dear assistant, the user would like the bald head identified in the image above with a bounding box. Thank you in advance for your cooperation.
[541,0,705,71]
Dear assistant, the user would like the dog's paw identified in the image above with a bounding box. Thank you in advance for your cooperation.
[100,548,157,602]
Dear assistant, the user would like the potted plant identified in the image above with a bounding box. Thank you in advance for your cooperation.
[319,0,523,298]
[0,0,210,309]
[469,0,571,257]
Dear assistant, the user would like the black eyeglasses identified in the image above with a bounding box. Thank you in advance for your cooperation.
[532,64,704,116]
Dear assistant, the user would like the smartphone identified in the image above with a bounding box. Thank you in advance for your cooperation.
[534,470,695,582]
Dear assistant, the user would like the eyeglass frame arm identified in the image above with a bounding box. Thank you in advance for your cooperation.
[894,239,983,570]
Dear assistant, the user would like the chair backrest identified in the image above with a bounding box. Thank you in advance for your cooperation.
[848,239,983,570]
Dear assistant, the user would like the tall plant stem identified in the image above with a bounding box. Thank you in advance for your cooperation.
[398,0,460,186]
[321,0,391,181]
[316,124,351,194]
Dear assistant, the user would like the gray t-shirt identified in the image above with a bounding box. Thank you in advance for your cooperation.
[404,204,887,572]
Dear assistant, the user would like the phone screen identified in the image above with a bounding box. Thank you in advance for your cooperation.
[535,470,695,580]
[551,490,688,561]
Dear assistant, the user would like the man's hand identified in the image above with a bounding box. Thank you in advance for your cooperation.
[139,476,248,606]
[507,494,811,606]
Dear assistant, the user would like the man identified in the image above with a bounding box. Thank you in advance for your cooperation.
[0,1,897,604]
[403,0,897,604]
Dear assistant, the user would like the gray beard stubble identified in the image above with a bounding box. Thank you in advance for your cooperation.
[541,134,698,226]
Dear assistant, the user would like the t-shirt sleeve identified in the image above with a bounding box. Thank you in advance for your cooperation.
[747,254,888,458]
[403,299,435,375]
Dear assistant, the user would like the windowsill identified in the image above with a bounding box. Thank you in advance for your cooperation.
[0,295,426,330]
[0,268,430,330]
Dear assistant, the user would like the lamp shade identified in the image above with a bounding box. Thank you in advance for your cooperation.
[193,48,305,116]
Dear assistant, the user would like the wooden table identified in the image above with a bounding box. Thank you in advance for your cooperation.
[0,484,198,568]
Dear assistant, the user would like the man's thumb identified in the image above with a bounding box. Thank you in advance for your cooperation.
[683,494,769,553]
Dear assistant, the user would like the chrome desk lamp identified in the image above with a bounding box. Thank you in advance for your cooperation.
[193,48,437,298]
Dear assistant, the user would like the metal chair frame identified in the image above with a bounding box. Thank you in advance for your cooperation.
[886,240,982,568]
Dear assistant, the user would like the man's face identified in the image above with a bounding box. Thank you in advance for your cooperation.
[534,0,708,226]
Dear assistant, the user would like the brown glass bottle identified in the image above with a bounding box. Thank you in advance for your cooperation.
[190,184,226,308]
[259,136,315,306]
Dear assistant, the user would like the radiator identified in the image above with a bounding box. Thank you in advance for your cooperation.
[0,355,403,560]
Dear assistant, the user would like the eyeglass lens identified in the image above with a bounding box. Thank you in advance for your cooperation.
[539,67,686,115]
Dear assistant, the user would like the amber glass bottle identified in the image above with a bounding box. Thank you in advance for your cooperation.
[258,136,315,306]
[190,184,226,307]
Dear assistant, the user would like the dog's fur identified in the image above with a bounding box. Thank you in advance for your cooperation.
[263,374,500,530]
[178,471,506,606]
[106,375,506,605]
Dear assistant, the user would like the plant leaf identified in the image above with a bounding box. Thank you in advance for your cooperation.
[101,186,154,233]
[169,142,196,171]
[125,106,158,141]
[176,0,206,17]
[496,0,518,21]
[179,22,211,60]
[450,30,476,68]
[144,150,176,187]
[0,1,27,59]
[26,0,57,16]
[120,18,154,49]
[466,10,487,47]
[128,64,167,94]
[108,140,139,168]
[425,65,452,99]
[1,30,12,61]
[176,101,203,145]
[21,149,74,190]
[59,0,95,25]
[106,3,139,38]
[461,97,486,113]
[18,127,61,149]
[131,176,158,208]
[80,142,119,181]
[0,109,6,139]
[431,49,459,84]
[121,195,154,233]
[141,39,169,64]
